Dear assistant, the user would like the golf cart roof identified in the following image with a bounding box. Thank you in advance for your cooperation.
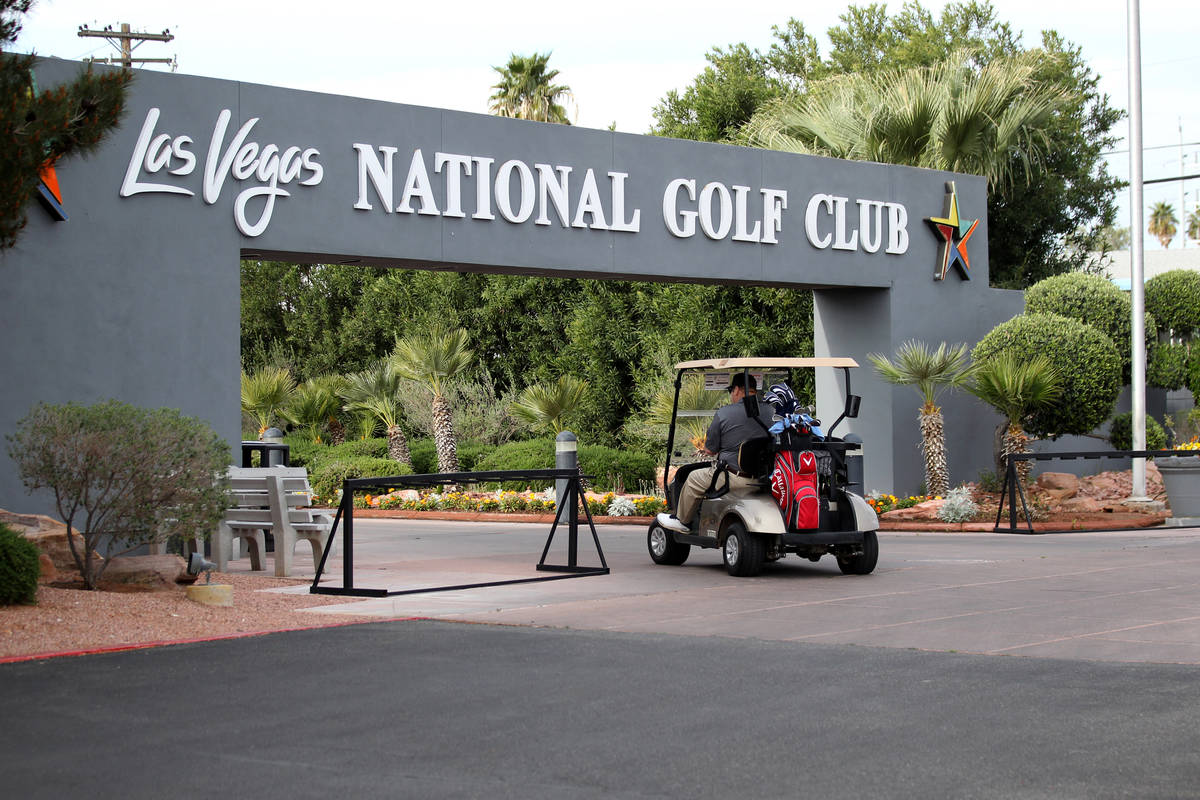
[674,357,859,371]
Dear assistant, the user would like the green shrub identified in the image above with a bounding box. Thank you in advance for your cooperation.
[409,439,437,474]
[474,438,557,489]
[1149,342,1189,391]
[457,440,489,472]
[1146,269,1200,338]
[7,400,230,590]
[1025,273,1155,384]
[410,438,491,474]
[579,445,656,493]
[473,438,656,492]
[281,434,326,468]
[1107,413,1167,452]
[0,524,40,605]
[310,457,412,504]
[973,314,1121,438]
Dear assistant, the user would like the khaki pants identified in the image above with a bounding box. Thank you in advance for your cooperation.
[676,465,761,527]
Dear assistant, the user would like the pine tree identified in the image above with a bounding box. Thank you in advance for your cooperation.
[1,0,131,249]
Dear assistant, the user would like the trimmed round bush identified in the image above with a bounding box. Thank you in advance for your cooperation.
[1146,269,1200,337]
[1149,342,1189,391]
[973,313,1121,438]
[311,457,412,504]
[1107,413,1167,452]
[1025,273,1154,383]
[0,523,40,605]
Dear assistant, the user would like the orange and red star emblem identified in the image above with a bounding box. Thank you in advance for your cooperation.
[926,181,977,281]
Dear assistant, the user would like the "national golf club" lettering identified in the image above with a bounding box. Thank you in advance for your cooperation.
[117,107,909,255]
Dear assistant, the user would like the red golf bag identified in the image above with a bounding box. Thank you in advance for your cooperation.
[770,450,820,530]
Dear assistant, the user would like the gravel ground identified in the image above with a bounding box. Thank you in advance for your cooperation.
[0,574,375,660]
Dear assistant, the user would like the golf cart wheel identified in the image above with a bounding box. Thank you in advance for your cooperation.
[837,530,879,575]
[722,521,765,577]
[647,523,690,565]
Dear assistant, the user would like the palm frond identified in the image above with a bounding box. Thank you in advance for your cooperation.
[511,375,589,434]
[391,324,474,398]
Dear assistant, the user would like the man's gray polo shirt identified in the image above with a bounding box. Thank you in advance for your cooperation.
[705,398,775,472]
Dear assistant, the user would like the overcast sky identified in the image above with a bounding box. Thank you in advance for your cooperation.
[13,0,1200,247]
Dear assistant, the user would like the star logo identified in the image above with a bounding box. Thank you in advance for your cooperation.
[37,160,68,222]
[926,181,977,281]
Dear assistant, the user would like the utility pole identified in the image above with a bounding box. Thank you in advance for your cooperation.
[77,23,175,70]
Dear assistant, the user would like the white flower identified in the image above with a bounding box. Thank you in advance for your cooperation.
[607,496,637,517]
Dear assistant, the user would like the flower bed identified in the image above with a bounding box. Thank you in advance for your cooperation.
[350,488,667,519]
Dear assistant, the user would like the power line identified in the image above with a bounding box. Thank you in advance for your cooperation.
[1103,141,1200,156]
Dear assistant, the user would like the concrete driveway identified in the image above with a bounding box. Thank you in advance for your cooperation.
[274,519,1200,664]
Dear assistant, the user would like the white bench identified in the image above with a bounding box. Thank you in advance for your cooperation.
[212,466,335,577]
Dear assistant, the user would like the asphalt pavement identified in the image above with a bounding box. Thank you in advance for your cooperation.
[4,521,1200,798]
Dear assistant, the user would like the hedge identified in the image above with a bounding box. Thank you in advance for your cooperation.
[310,457,412,504]
[409,438,490,474]
[0,523,39,605]
[1025,273,1155,384]
[973,313,1121,438]
[473,438,657,492]
[1107,413,1167,451]
[1146,269,1200,338]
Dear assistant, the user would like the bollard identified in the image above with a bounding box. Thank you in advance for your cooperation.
[261,427,286,467]
[555,431,578,510]
[843,433,864,494]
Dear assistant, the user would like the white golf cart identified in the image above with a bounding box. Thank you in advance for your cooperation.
[648,357,879,577]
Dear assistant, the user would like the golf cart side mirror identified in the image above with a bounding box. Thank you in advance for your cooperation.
[845,394,861,419]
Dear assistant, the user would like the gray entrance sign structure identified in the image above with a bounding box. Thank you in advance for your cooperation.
[0,59,1023,510]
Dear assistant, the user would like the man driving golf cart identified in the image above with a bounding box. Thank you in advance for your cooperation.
[656,371,773,534]
[648,357,878,577]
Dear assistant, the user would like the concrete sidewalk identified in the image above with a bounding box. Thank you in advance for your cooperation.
[237,519,1200,664]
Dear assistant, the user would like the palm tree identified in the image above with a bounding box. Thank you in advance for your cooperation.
[489,52,573,124]
[1149,202,1178,248]
[391,325,474,474]
[241,367,295,436]
[1186,207,1200,244]
[742,50,1064,191]
[646,376,726,455]
[340,361,412,466]
[868,341,972,497]
[512,375,589,435]
[285,375,345,444]
[967,353,1062,484]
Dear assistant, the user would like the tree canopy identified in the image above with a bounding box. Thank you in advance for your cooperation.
[489,52,573,124]
[650,2,1123,288]
[241,262,814,451]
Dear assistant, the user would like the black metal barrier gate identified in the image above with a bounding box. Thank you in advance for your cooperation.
[309,468,609,597]
[996,449,1196,534]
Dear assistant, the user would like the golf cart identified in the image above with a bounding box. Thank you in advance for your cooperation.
[648,358,878,577]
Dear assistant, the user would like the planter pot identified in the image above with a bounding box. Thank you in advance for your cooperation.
[1156,456,1200,519]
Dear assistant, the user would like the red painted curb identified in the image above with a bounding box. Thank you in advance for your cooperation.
[347,509,654,525]
[0,616,425,665]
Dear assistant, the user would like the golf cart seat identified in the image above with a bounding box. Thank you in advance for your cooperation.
[737,436,776,482]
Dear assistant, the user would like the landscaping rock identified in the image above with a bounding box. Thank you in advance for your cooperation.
[37,553,57,583]
[881,499,945,521]
[97,555,190,592]
[1036,472,1079,501]
[1059,497,1105,514]
[0,508,91,578]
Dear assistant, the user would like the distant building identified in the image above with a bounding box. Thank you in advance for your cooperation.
[1099,248,1200,290]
